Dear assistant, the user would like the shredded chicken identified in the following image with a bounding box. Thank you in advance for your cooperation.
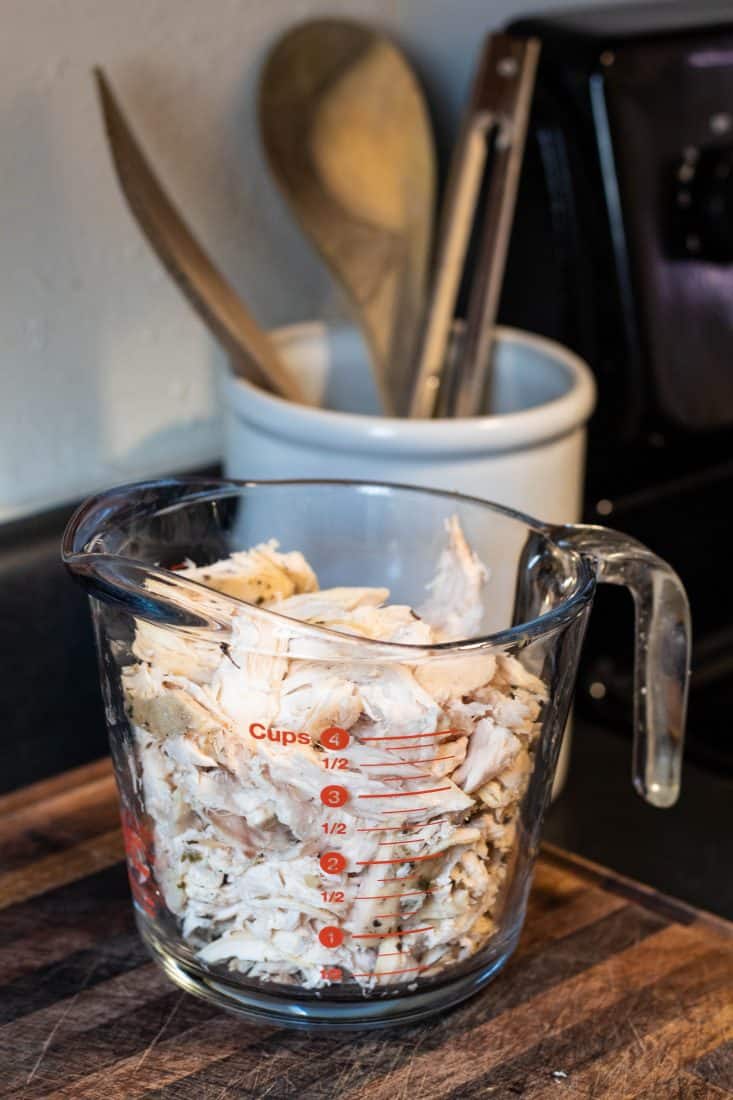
[418,516,489,641]
[122,517,546,991]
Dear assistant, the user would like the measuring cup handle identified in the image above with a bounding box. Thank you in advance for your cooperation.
[554,524,691,808]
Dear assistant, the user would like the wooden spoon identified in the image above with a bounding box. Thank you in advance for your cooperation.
[259,19,436,414]
[95,68,305,403]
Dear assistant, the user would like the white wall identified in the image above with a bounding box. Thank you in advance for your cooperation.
[1,0,622,521]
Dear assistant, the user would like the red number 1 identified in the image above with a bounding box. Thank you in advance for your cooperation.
[319,926,344,948]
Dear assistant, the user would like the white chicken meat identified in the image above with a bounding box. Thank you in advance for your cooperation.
[123,519,546,990]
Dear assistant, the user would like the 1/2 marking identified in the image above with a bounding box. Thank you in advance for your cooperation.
[320,966,342,981]
[323,757,349,770]
[355,888,439,900]
[321,890,345,903]
[366,756,455,767]
[321,821,347,835]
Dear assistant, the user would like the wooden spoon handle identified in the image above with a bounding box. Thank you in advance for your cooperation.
[95,68,305,403]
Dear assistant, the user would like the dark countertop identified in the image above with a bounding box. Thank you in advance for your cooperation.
[546,720,733,921]
[0,760,731,1098]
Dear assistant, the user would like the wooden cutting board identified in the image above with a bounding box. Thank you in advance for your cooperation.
[0,758,731,1099]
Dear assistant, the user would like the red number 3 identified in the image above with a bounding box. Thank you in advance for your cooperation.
[320,785,348,807]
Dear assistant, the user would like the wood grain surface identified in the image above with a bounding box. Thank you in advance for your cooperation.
[0,759,731,1099]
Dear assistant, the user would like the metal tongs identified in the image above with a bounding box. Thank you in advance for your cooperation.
[408,34,540,419]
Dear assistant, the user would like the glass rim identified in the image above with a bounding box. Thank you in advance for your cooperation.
[62,476,597,656]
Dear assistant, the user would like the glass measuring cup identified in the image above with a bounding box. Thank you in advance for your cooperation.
[62,478,690,1029]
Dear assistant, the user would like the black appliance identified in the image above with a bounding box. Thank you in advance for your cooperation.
[501,1,733,770]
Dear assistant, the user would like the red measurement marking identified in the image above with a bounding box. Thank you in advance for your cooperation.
[321,726,350,750]
[323,757,349,771]
[321,890,345,903]
[320,785,348,807]
[378,875,419,883]
[322,822,347,835]
[366,756,455,766]
[120,809,161,918]
[320,966,342,981]
[381,774,432,781]
[358,786,451,800]
[359,736,442,743]
[360,729,458,743]
[320,851,347,874]
[357,852,438,866]
[352,964,435,978]
[352,926,433,941]
[357,821,446,832]
[319,926,344,948]
[367,762,425,768]
[380,807,429,814]
[378,837,426,846]
[356,889,436,900]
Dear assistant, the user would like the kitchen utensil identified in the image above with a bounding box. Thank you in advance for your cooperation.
[408,34,540,419]
[95,68,305,404]
[63,477,689,1028]
[222,322,596,803]
[259,19,436,414]
[221,322,595,524]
